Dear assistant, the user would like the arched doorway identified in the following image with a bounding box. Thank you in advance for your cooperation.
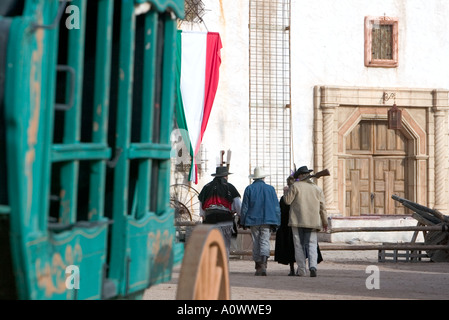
[313,86,449,216]
[344,120,410,215]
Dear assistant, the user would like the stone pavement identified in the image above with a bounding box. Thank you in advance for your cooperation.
[143,248,449,300]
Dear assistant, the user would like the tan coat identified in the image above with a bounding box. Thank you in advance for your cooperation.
[283,179,328,230]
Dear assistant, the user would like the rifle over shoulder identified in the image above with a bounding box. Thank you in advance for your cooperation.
[299,169,330,181]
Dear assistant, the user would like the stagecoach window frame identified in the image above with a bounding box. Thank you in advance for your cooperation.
[49,1,175,224]
[49,0,114,226]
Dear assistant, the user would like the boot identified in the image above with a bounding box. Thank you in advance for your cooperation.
[260,256,268,276]
[254,261,263,276]
[288,262,295,276]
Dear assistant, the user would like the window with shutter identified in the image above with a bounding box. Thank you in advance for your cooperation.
[364,16,398,68]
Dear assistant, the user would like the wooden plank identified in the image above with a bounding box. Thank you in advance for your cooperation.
[393,158,404,180]
[135,11,158,219]
[376,122,387,151]
[176,223,448,234]
[59,0,88,225]
[378,249,430,262]
[89,0,114,222]
[329,225,447,233]
[409,222,423,260]
[387,124,396,150]
[385,171,394,214]
[230,244,449,256]
[350,123,359,150]
[361,121,371,151]
[350,170,360,216]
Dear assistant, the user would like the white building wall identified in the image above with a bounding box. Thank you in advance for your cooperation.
[178,0,449,200]
[291,0,449,169]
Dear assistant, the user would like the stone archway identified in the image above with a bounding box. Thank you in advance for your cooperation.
[313,86,449,216]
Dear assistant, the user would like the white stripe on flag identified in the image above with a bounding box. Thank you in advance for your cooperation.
[180,31,208,160]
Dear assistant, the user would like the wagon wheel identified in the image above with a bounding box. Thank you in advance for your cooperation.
[171,199,193,222]
[424,226,449,262]
[176,224,230,300]
[170,184,201,222]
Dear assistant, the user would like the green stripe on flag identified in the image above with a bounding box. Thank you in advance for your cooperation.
[175,30,195,181]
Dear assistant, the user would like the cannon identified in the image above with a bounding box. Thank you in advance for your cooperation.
[392,195,449,262]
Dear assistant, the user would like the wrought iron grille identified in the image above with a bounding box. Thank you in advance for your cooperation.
[183,0,206,23]
[249,0,291,196]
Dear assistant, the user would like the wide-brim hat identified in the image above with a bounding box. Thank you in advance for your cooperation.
[294,166,313,178]
[249,166,269,180]
[211,166,232,177]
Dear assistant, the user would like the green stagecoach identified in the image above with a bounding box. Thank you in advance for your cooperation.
[0,0,185,300]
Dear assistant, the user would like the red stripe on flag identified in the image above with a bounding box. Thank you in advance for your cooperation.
[194,32,222,156]
[192,32,222,184]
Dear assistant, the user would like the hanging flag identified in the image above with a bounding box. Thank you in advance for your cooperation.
[175,30,222,183]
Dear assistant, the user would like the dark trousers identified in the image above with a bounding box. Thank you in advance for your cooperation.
[203,209,233,224]
[203,209,234,259]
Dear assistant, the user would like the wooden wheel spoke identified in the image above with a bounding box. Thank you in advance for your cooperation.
[176,225,230,300]
[170,184,201,222]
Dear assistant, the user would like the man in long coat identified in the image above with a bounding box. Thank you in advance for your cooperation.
[283,166,328,277]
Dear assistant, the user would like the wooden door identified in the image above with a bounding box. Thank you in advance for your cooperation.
[345,120,407,215]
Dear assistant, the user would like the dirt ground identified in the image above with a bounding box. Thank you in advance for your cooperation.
[143,247,449,300]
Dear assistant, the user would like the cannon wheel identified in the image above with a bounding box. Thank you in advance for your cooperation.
[176,224,230,300]
[425,226,449,262]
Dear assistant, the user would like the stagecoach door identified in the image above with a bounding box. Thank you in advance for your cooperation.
[2,0,183,300]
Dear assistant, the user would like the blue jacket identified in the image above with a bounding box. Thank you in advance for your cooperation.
[240,179,281,226]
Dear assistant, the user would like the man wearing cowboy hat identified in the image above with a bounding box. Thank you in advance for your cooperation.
[240,167,280,276]
[198,166,242,259]
[283,165,328,277]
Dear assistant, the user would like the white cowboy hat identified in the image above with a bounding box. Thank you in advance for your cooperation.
[248,167,269,180]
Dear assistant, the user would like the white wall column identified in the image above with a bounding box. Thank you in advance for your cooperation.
[321,103,338,213]
[432,90,449,214]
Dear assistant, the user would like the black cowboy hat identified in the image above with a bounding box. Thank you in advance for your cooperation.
[293,166,313,179]
[211,166,232,177]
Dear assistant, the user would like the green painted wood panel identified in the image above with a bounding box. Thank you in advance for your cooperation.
[3,0,182,300]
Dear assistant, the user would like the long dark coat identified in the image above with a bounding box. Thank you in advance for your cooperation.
[274,196,323,265]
